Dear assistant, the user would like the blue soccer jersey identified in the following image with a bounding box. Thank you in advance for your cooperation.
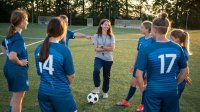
[3,32,28,68]
[2,32,29,92]
[59,30,75,47]
[35,42,75,96]
[177,47,189,99]
[137,36,155,51]
[136,41,187,95]
[132,36,155,78]
[175,47,189,76]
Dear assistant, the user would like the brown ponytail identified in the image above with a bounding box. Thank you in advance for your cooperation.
[7,25,16,38]
[39,36,50,62]
[39,18,67,62]
[7,9,28,38]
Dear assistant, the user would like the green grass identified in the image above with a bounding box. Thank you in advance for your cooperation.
[0,23,200,112]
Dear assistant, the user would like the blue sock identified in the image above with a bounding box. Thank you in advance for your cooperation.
[125,86,136,101]
[8,106,12,112]
[141,91,145,104]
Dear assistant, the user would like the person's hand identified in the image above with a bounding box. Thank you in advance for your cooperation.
[20,59,28,66]
[97,45,104,48]
[186,76,192,86]
[130,66,134,74]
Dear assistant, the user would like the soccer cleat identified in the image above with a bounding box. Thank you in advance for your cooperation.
[116,100,131,107]
[136,104,144,112]
[102,92,108,99]
[91,87,100,94]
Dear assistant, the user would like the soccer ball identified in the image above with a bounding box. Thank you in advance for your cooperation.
[87,93,99,104]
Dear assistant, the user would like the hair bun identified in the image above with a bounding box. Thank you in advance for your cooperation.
[160,12,168,19]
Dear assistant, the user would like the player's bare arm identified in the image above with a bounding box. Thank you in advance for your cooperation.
[101,44,115,51]
[177,67,189,84]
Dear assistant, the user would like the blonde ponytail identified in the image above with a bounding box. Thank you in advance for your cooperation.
[183,32,192,55]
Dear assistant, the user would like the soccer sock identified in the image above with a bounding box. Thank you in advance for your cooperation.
[125,86,136,101]
[141,91,145,104]
[8,106,12,112]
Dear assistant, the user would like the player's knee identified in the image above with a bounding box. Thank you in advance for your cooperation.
[13,92,25,101]
[130,78,137,86]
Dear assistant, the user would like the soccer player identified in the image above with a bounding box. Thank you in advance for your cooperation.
[34,18,77,112]
[170,29,192,97]
[135,13,189,112]
[58,14,92,47]
[1,9,29,112]
[117,21,154,111]
[91,19,115,99]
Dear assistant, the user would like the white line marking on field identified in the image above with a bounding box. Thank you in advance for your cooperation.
[73,27,91,31]
[0,27,91,56]
[72,38,138,41]
[116,38,138,40]
[0,27,139,55]
[0,27,91,39]
[26,40,44,47]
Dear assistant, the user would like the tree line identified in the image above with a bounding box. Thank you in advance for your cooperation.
[0,0,200,29]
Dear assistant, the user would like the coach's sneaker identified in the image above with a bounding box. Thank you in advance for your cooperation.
[116,100,131,107]
[102,92,108,99]
[136,104,144,112]
[91,87,100,94]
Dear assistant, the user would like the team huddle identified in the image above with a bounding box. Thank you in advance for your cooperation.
[1,9,191,112]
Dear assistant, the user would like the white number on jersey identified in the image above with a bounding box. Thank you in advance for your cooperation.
[158,54,176,74]
[5,39,9,56]
[39,55,54,75]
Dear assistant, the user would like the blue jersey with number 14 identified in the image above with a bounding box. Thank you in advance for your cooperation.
[35,42,75,96]
[136,41,187,95]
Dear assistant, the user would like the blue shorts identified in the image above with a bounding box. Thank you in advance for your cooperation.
[38,92,77,112]
[132,67,146,79]
[4,66,29,92]
[144,93,179,112]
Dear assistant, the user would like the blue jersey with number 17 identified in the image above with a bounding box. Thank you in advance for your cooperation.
[136,41,187,95]
[34,42,75,96]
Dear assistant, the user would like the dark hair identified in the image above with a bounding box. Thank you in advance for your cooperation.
[96,19,113,38]
[39,18,67,62]
[170,29,192,55]
[7,9,28,38]
[152,12,171,34]
[142,21,152,33]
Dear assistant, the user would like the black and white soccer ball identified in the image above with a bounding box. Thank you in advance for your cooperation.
[87,92,99,104]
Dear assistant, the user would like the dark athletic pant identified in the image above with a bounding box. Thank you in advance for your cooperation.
[93,57,113,93]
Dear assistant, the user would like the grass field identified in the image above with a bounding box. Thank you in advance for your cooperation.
[0,23,200,112]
